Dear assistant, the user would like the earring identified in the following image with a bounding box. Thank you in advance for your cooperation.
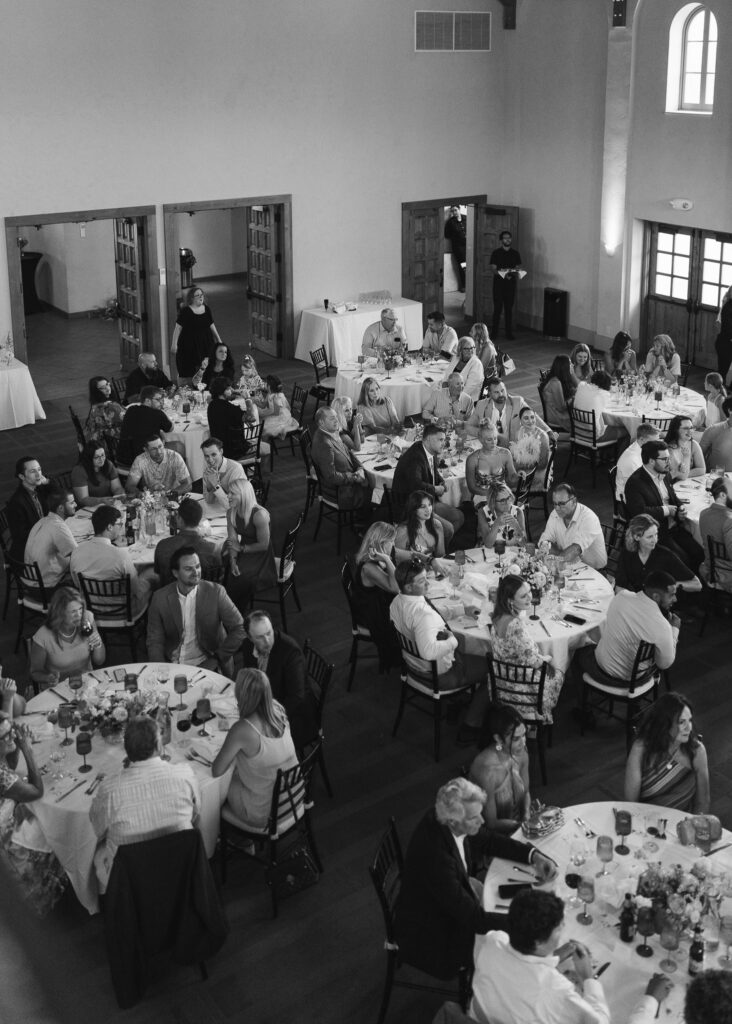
[495,742,503,752]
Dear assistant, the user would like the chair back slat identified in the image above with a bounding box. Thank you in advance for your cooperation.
[290,383,309,426]
[7,556,48,606]
[69,405,88,451]
[641,414,671,431]
[303,638,334,722]
[266,741,321,837]
[0,509,11,562]
[590,357,605,374]
[78,575,133,623]
[299,427,313,475]
[109,376,127,406]
[487,655,546,717]
[368,817,403,938]
[253,478,271,508]
[310,346,332,384]
[629,639,658,691]
[601,521,626,578]
[569,407,598,445]
[707,536,728,585]
[280,514,303,573]
[395,628,439,692]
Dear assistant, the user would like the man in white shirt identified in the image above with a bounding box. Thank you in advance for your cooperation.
[421,373,474,425]
[69,505,154,615]
[615,423,660,500]
[389,560,461,686]
[470,889,610,1024]
[361,307,406,356]
[464,379,555,443]
[422,311,459,359]
[125,435,192,496]
[90,716,199,892]
[538,483,607,570]
[24,486,78,589]
[200,436,246,507]
[572,372,626,443]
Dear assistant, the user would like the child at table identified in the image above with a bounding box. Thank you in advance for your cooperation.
[256,376,300,440]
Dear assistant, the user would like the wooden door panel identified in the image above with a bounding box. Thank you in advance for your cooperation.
[246,206,280,357]
[402,206,443,313]
[114,217,147,372]
[474,206,518,327]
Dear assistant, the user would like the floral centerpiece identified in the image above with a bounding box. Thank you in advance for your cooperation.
[498,543,552,594]
[635,861,716,930]
[381,352,403,377]
[77,683,157,741]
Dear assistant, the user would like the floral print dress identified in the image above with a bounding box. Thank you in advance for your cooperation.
[88,401,124,442]
[490,616,564,723]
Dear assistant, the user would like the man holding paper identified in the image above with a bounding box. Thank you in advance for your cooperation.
[490,231,522,341]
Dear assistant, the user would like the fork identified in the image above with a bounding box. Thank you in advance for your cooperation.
[85,771,105,796]
[575,816,597,839]
[186,751,213,768]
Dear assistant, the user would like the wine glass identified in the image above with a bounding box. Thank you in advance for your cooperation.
[654,387,663,410]
[49,748,66,780]
[174,674,188,711]
[615,809,632,855]
[494,537,506,567]
[576,875,595,925]
[80,618,94,639]
[57,704,75,747]
[695,816,712,854]
[195,698,213,737]
[659,915,682,972]
[530,586,542,621]
[636,906,656,957]
[76,731,92,774]
[68,674,83,704]
[182,399,191,423]
[718,915,732,969]
[454,550,466,580]
[156,666,169,688]
[565,839,586,907]
[596,835,614,876]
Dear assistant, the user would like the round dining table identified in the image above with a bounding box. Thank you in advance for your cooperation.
[427,549,613,675]
[335,359,451,420]
[21,662,236,914]
[604,385,706,435]
[483,801,732,1024]
[356,433,478,508]
[672,473,721,545]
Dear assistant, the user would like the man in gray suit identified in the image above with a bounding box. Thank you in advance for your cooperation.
[310,406,371,512]
[146,546,245,677]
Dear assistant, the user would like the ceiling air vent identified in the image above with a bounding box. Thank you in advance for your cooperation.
[415,11,491,52]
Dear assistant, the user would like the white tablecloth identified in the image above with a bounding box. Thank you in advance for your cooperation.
[604,386,705,435]
[483,801,732,1024]
[164,413,209,481]
[0,357,46,430]
[335,360,451,420]
[294,298,424,366]
[23,663,236,914]
[356,434,476,508]
[674,474,721,545]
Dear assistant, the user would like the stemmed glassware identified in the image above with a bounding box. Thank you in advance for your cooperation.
[565,839,586,907]
[173,674,188,711]
[636,906,656,957]
[659,915,682,973]
[195,698,214,738]
[76,732,92,774]
[494,537,506,567]
[58,704,75,747]
[615,809,632,855]
[596,835,614,876]
[68,674,83,704]
[718,915,732,969]
[576,875,595,925]
[530,586,542,620]
[182,399,191,423]
[454,550,466,580]
[654,387,663,410]
[49,749,66,780]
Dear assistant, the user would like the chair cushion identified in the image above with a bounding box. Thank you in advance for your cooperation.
[222,803,302,837]
[582,671,657,698]
[277,558,295,582]
[94,600,148,629]
[404,674,474,699]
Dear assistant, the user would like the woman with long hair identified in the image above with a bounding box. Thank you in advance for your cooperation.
[715,284,732,378]
[171,286,225,383]
[225,476,277,608]
[449,336,484,401]
[71,439,125,507]
[470,323,498,377]
[87,376,124,442]
[604,330,638,377]
[331,395,364,446]
[624,692,709,812]
[212,669,298,829]
[538,354,577,432]
[29,587,105,690]
[394,490,447,565]
[352,522,401,669]
[704,372,727,428]
[469,703,531,833]
[569,343,592,382]
[645,333,681,382]
[207,376,261,460]
[356,377,401,435]
[664,414,705,480]
[466,423,519,544]
[480,483,526,549]
[614,513,701,594]
[509,406,550,474]
[194,341,236,388]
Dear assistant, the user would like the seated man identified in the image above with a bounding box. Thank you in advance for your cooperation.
[361,307,406,357]
[699,475,732,590]
[538,483,607,570]
[394,778,556,981]
[465,379,554,444]
[146,547,245,677]
[391,423,464,538]
[24,486,77,590]
[572,371,626,443]
[700,396,732,472]
[69,505,154,616]
[240,610,317,747]
[124,351,171,404]
[6,455,50,561]
[625,440,703,572]
[125,434,192,496]
[470,889,610,1024]
[117,385,173,466]
[206,376,269,462]
[153,496,221,585]
[389,560,461,689]
[200,436,247,507]
[422,310,459,359]
[422,372,474,426]
[615,422,660,501]
[310,406,371,513]
[89,716,199,892]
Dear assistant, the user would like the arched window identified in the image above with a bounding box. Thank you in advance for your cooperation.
[666,4,717,115]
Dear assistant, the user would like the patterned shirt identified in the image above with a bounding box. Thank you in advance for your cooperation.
[129,450,190,492]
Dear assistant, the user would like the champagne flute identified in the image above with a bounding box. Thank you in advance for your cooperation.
[615,809,632,855]
[596,835,614,876]
[636,906,656,957]
[718,915,732,969]
[174,674,188,711]
[76,731,92,774]
[576,875,595,925]
[659,915,681,972]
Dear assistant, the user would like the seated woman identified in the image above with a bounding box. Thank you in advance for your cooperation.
[624,692,709,813]
[194,341,236,389]
[356,377,401,435]
[351,522,401,670]
[238,353,266,396]
[645,333,681,382]
[490,576,563,723]
[448,336,484,402]
[604,330,638,378]
[703,372,727,428]
[225,476,277,609]
[71,439,125,508]
[207,376,264,460]
[509,407,550,475]
[614,514,701,594]
[87,375,125,442]
[479,484,527,549]
[538,354,576,432]
[665,415,705,480]
[212,669,298,829]
[30,587,105,691]
[469,702,530,834]
[331,395,364,447]
[466,424,519,543]
[570,343,592,382]
[394,490,447,566]
[470,323,498,378]
[256,375,300,440]
[0,704,66,915]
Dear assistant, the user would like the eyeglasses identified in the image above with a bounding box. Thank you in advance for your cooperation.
[553,498,574,508]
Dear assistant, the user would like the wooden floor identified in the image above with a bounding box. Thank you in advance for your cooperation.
[1,304,730,1024]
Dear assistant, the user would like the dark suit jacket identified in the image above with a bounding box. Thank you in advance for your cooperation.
[146,580,245,676]
[124,366,171,403]
[625,465,682,533]
[311,429,368,509]
[394,809,534,978]
[391,441,444,518]
[240,630,317,747]
[6,484,48,562]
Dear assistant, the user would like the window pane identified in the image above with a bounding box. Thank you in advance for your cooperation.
[705,238,722,261]
[673,254,690,279]
[684,74,701,104]
[705,74,715,106]
[658,232,674,253]
[674,234,691,256]
[686,9,705,41]
[709,12,717,41]
[703,260,720,284]
[723,243,732,263]
[707,39,716,71]
[685,40,703,73]
[672,277,688,300]
[656,252,673,276]
[722,267,732,290]
[655,275,672,297]
[701,283,719,307]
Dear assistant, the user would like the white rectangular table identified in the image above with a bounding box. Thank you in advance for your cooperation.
[0,357,46,429]
[295,298,423,366]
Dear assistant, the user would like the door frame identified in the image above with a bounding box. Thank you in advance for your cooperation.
[4,205,159,365]
[162,194,294,359]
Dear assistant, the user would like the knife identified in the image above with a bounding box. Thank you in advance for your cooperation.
[704,841,732,857]
[594,962,610,978]
[47,687,67,700]
[55,779,86,803]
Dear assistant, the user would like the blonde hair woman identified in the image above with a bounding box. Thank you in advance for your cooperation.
[356,377,401,435]
[645,334,681,382]
[352,521,401,669]
[569,343,592,382]
[226,477,277,608]
[470,323,497,377]
[331,395,363,446]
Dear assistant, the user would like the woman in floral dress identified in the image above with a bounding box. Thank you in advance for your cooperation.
[466,423,519,544]
[510,407,550,475]
[87,376,124,442]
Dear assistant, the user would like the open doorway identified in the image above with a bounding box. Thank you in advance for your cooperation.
[443,203,474,322]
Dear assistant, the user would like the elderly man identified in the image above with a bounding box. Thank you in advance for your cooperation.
[538,483,607,570]
[24,486,77,590]
[422,310,459,359]
[625,441,704,572]
[69,505,154,615]
[117,385,173,465]
[310,405,371,513]
[125,434,192,495]
[361,308,406,356]
[90,716,199,892]
[153,496,221,584]
[390,423,464,537]
[470,889,610,1024]
[240,610,317,746]
[146,547,245,676]
[124,351,171,403]
[573,371,626,443]
[465,379,554,443]
[394,778,556,980]
[700,396,732,472]
[490,230,522,340]
[421,372,474,426]
[699,475,732,590]
[6,456,50,560]
[615,422,660,500]
[200,436,246,506]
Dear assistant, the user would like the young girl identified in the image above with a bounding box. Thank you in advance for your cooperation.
[257,375,300,440]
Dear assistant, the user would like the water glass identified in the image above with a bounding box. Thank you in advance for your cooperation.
[596,835,614,876]
[576,875,595,925]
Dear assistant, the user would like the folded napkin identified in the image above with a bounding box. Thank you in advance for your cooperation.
[462,572,490,597]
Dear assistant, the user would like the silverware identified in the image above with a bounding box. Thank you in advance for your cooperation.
[595,962,610,978]
[47,687,66,700]
[704,841,732,857]
[85,771,105,796]
[55,779,85,803]
[513,866,535,878]
[186,751,212,768]
[219,682,231,694]
[539,622,551,637]
[575,817,597,839]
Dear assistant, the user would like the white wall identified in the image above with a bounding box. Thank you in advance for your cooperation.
[17,221,116,315]
[176,209,242,279]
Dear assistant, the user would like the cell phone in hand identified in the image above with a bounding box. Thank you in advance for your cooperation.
[497,882,532,899]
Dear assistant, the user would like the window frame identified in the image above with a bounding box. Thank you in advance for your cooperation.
[665,3,717,116]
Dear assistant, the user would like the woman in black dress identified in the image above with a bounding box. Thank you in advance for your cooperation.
[351,522,400,669]
[614,514,701,594]
[715,285,732,379]
[170,286,225,382]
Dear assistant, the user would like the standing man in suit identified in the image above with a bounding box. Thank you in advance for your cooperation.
[490,230,522,340]
[394,778,557,980]
[444,206,467,293]
[146,547,245,677]
[6,456,50,561]
[240,610,317,747]
[625,441,703,572]
[310,406,371,515]
[391,423,465,538]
